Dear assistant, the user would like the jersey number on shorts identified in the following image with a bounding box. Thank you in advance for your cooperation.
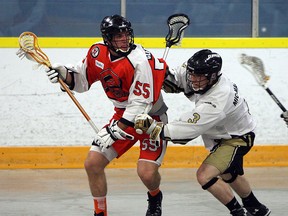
[141,139,159,151]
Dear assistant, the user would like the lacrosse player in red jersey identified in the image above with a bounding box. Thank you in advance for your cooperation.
[45,15,168,216]
[135,49,271,216]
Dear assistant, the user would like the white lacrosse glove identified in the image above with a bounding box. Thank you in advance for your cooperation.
[281,111,288,127]
[94,120,134,152]
[45,63,68,83]
[134,114,164,141]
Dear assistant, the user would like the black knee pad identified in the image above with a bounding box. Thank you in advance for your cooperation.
[223,172,238,183]
[202,177,219,190]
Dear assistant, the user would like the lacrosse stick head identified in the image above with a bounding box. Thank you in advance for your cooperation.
[16,31,51,68]
[239,53,270,86]
[165,13,190,48]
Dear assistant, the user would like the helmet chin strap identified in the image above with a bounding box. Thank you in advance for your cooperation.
[192,84,205,92]
[191,76,209,92]
[115,47,130,53]
[106,42,129,57]
[109,40,131,56]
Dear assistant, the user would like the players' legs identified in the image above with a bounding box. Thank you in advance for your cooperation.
[197,134,270,215]
[196,142,251,215]
[137,160,161,191]
[197,163,235,205]
[137,136,167,216]
[137,160,163,216]
[84,150,110,197]
[84,144,118,216]
[197,164,249,216]
[229,175,271,216]
[137,113,167,191]
[228,174,252,198]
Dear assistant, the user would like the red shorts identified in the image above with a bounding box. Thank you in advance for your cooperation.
[105,108,167,164]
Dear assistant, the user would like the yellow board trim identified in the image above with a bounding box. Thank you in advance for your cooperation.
[1,37,288,48]
[0,145,287,169]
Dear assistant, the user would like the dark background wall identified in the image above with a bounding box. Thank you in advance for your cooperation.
[1,0,287,37]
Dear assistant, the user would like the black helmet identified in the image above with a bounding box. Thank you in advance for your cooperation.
[100,14,134,55]
[186,49,222,94]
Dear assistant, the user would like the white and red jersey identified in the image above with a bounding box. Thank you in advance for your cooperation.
[163,65,256,150]
[71,42,168,124]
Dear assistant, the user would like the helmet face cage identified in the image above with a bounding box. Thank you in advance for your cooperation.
[100,15,134,55]
[186,49,222,94]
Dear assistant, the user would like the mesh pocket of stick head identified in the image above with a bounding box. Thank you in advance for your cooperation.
[17,32,51,67]
[166,14,190,46]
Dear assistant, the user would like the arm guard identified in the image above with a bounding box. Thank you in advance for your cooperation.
[162,68,184,93]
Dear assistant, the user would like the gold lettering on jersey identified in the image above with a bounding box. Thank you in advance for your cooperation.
[187,113,200,124]
[95,60,104,69]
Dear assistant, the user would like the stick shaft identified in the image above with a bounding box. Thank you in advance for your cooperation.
[18,31,99,133]
[265,87,287,112]
[162,47,170,60]
[58,79,99,133]
[239,53,286,112]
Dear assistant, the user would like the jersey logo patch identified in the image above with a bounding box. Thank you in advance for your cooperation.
[204,101,216,108]
[91,46,100,58]
[95,60,104,69]
[99,69,129,99]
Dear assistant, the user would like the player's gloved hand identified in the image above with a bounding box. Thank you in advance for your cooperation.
[45,63,68,83]
[94,120,134,152]
[280,111,288,127]
[134,114,163,140]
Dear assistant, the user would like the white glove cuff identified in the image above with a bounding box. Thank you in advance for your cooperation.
[146,120,158,134]
[150,122,163,141]
[109,121,134,141]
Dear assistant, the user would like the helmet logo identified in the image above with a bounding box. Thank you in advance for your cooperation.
[207,54,220,59]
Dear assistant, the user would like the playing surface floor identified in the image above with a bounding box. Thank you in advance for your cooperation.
[0,167,287,215]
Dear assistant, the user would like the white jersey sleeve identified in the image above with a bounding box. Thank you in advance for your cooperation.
[122,44,168,123]
[71,59,89,93]
[122,46,154,122]
[163,74,256,149]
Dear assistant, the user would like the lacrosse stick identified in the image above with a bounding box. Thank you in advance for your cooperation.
[163,13,190,60]
[16,31,99,133]
[239,53,287,112]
